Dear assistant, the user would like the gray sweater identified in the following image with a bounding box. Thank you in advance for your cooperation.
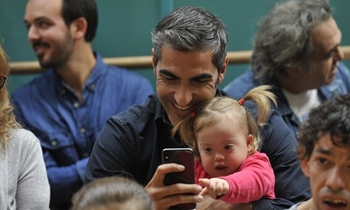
[0,129,50,210]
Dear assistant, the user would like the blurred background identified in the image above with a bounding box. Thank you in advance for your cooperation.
[1,0,349,93]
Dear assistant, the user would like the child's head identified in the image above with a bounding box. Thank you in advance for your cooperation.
[71,176,154,210]
[173,85,275,177]
[297,94,350,210]
[193,96,257,177]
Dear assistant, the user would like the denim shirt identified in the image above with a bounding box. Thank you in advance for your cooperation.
[224,62,350,136]
[86,92,310,210]
[11,52,154,209]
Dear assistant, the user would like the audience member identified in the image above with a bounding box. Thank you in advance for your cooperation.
[86,6,310,209]
[287,94,350,210]
[72,176,154,210]
[0,45,50,210]
[11,0,154,209]
[172,85,276,203]
[224,0,350,135]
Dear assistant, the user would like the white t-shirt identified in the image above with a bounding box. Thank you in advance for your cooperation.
[282,88,322,122]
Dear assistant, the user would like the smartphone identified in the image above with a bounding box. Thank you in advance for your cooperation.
[162,148,196,210]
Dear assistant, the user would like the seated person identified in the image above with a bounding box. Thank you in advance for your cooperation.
[224,0,350,136]
[72,176,154,210]
[86,6,310,210]
[12,0,153,209]
[172,85,276,203]
[0,45,50,209]
[288,94,350,209]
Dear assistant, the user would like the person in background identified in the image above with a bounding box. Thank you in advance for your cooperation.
[172,85,276,203]
[11,0,154,209]
[0,45,50,210]
[72,176,154,210]
[287,94,350,210]
[224,0,350,136]
[86,6,310,210]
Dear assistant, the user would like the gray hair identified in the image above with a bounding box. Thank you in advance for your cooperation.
[152,6,228,73]
[252,0,332,84]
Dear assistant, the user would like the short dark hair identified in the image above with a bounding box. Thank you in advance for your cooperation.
[152,6,228,74]
[297,94,350,160]
[61,0,98,42]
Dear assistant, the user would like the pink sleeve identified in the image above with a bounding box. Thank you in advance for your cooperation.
[219,152,275,204]
[194,158,210,185]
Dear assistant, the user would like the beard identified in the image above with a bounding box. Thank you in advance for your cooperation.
[36,32,74,70]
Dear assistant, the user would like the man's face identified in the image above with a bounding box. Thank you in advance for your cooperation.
[24,0,74,69]
[300,134,350,210]
[153,45,227,125]
[309,17,343,87]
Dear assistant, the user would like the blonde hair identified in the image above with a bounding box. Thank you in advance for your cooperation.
[172,85,276,155]
[0,45,21,148]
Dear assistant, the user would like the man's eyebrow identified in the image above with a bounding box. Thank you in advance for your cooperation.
[158,69,213,81]
[315,147,331,155]
[159,69,179,79]
[191,73,213,81]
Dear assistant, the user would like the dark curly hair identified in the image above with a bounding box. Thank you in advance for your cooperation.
[297,94,350,160]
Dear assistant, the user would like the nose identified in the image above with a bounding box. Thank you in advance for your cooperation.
[174,85,193,107]
[325,167,345,191]
[214,152,225,161]
[28,25,40,44]
[335,46,344,61]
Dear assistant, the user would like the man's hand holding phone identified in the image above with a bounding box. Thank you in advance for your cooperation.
[144,148,203,210]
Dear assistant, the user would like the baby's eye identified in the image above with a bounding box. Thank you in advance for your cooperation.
[204,147,212,152]
[224,144,233,150]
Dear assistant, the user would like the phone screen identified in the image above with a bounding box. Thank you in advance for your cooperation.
[162,148,196,210]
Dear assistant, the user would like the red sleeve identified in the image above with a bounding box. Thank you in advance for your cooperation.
[194,158,210,185]
[219,152,276,204]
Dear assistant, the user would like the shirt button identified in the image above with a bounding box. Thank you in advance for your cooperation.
[51,141,57,146]
[80,127,86,133]
[90,84,95,90]
[83,152,89,157]
[73,102,79,108]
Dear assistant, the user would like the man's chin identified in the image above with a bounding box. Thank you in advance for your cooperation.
[38,60,52,70]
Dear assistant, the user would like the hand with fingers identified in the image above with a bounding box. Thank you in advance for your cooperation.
[145,163,203,210]
[198,178,229,199]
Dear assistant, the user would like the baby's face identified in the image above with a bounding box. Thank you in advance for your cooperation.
[196,117,252,177]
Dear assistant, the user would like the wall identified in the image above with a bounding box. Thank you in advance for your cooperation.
[1,0,350,93]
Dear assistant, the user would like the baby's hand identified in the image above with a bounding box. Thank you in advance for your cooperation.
[198,178,229,199]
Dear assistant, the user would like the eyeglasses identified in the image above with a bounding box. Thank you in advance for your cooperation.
[0,75,7,89]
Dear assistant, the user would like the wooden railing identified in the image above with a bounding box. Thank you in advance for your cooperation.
[9,46,350,75]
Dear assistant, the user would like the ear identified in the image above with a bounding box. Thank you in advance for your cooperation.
[217,57,228,85]
[247,134,254,152]
[299,148,311,178]
[70,17,87,40]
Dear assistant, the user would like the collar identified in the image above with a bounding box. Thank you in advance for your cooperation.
[52,52,107,95]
